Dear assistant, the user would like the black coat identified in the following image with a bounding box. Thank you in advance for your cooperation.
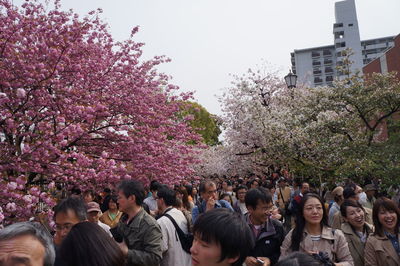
[247,217,285,265]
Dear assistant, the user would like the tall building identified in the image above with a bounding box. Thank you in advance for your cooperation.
[290,0,395,87]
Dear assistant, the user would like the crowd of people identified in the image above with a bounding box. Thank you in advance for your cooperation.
[1,174,400,266]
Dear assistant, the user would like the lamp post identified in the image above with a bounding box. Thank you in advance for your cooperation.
[284,70,297,89]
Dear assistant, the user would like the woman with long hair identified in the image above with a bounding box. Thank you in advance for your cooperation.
[280,193,353,266]
[364,197,400,266]
[60,222,125,266]
[340,200,373,266]
[100,195,123,228]
[176,186,194,212]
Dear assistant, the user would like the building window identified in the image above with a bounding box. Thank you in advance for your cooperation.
[334,23,343,28]
[326,76,333,82]
[312,51,320,58]
[334,31,344,39]
[323,50,332,56]
[312,61,321,66]
[348,23,353,26]
[314,77,323,83]
[335,42,346,48]
[324,59,333,65]
[313,68,322,75]
[325,67,334,73]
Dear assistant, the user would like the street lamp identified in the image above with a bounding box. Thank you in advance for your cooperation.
[284,70,297,89]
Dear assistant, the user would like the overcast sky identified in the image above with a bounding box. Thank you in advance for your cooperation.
[14,0,400,115]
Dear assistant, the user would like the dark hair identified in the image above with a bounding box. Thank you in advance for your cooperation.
[276,252,324,266]
[247,179,259,189]
[265,183,275,190]
[103,188,111,194]
[117,180,145,206]
[176,186,191,211]
[245,187,272,209]
[54,197,87,221]
[109,194,119,208]
[0,222,55,266]
[235,185,248,193]
[372,197,400,236]
[193,208,254,266]
[340,199,364,218]
[70,186,81,195]
[185,184,193,196]
[157,186,176,206]
[149,181,160,192]
[290,193,328,251]
[220,193,234,206]
[83,190,95,198]
[199,180,216,194]
[343,187,356,200]
[60,222,125,266]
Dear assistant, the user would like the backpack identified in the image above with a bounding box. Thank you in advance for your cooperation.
[164,213,194,254]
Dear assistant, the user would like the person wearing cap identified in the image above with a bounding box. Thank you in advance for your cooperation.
[362,184,377,209]
[331,185,373,230]
[328,186,344,227]
[87,201,112,237]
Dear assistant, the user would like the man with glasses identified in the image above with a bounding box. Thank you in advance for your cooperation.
[53,197,87,265]
[244,187,285,266]
[192,180,233,223]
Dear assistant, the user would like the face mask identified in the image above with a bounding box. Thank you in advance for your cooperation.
[358,192,367,204]
[226,191,233,195]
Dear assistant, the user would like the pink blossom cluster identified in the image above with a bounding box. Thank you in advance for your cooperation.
[0,0,202,222]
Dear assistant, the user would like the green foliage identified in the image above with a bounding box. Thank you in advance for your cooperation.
[180,102,221,146]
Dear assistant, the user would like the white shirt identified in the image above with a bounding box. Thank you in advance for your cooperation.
[97,220,112,237]
[144,196,158,211]
[157,208,192,266]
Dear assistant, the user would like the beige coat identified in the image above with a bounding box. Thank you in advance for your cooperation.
[341,222,374,266]
[280,226,354,266]
[100,210,123,228]
[332,207,373,230]
[364,233,400,266]
[276,186,291,209]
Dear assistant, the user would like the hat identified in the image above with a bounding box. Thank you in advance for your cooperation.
[331,186,344,197]
[87,201,101,213]
[364,184,377,192]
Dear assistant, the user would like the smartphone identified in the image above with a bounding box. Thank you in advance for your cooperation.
[256,258,264,265]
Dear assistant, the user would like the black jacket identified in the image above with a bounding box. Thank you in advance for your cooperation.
[245,215,285,265]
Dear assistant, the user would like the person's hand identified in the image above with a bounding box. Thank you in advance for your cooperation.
[245,256,270,266]
[117,239,129,256]
[257,257,270,266]
[205,196,215,211]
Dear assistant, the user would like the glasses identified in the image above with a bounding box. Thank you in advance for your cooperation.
[54,223,74,232]
[206,189,217,195]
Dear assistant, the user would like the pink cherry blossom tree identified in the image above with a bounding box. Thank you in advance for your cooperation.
[0,0,201,223]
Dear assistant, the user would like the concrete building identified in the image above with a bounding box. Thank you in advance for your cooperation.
[291,0,395,87]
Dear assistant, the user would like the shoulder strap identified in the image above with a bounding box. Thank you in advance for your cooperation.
[279,188,286,204]
[164,213,186,236]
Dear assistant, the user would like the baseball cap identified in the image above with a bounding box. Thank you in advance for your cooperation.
[87,201,101,213]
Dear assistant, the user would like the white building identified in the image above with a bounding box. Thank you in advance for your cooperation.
[291,0,395,87]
